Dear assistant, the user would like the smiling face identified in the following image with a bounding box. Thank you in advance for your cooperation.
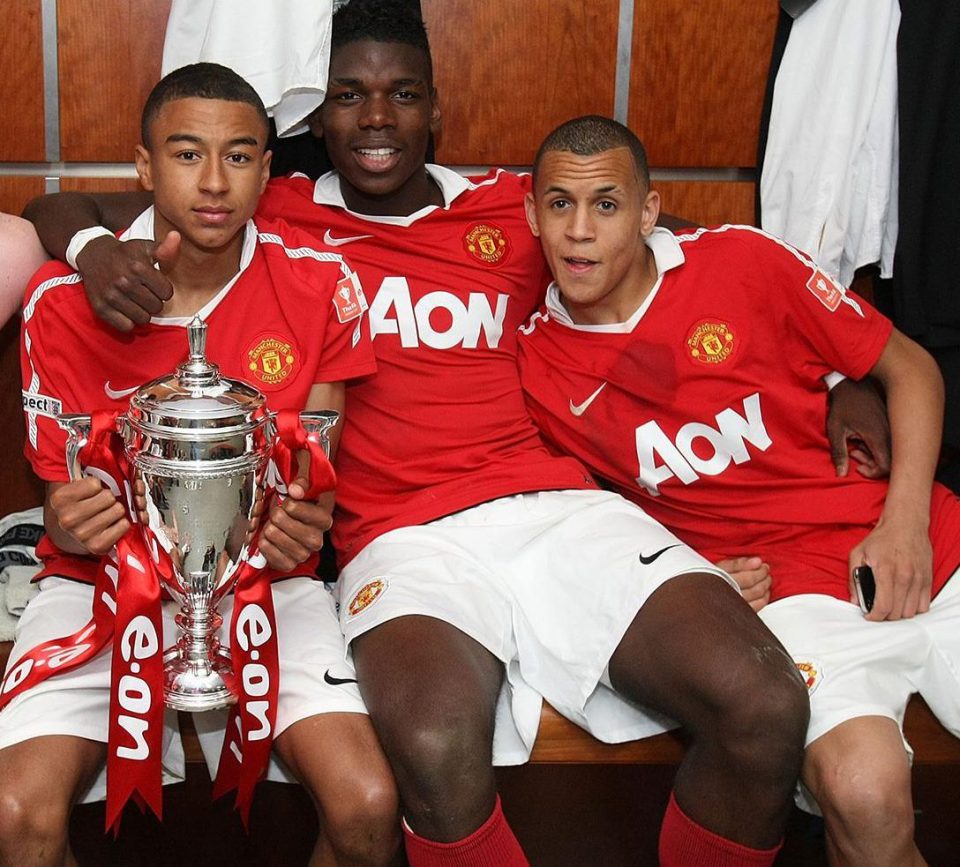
[525,146,661,325]
[310,39,442,216]
[135,96,271,257]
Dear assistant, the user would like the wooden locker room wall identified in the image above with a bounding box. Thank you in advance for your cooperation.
[0,0,775,219]
[425,0,777,225]
[57,0,170,162]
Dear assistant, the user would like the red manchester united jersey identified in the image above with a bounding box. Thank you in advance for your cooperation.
[258,167,595,564]
[21,209,376,582]
[518,225,960,601]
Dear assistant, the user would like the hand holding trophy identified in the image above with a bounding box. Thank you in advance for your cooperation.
[58,316,338,710]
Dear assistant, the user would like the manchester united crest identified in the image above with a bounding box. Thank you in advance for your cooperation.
[247,334,297,388]
[348,579,388,616]
[686,320,735,365]
[463,222,509,266]
[794,658,823,695]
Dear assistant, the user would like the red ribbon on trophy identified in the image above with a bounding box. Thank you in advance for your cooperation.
[213,409,335,825]
[0,408,335,833]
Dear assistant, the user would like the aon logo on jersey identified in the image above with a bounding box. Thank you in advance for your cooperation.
[636,392,772,495]
[370,277,508,349]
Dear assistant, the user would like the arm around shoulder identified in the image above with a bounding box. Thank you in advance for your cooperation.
[22,190,151,263]
[850,329,943,620]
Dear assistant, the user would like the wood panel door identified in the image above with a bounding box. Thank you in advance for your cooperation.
[0,1,45,162]
[0,178,45,221]
[656,180,756,228]
[630,0,778,167]
[58,0,171,161]
[424,0,620,166]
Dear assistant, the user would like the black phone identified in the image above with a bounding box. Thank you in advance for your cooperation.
[853,565,876,613]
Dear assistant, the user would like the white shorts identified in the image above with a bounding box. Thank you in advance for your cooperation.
[336,489,733,764]
[758,576,960,812]
[0,574,366,804]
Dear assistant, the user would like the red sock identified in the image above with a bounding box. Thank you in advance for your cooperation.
[659,791,783,867]
[403,795,529,867]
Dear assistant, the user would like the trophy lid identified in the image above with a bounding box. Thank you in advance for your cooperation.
[127,317,267,433]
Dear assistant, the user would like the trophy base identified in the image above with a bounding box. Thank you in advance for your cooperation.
[162,646,237,712]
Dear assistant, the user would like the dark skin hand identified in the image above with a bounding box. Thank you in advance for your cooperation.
[76,232,179,331]
[827,377,891,478]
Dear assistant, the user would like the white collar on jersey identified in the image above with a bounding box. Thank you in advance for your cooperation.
[543,227,685,333]
[309,163,473,227]
[120,206,258,326]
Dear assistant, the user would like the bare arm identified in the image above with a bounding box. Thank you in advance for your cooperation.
[0,213,49,326]
[22,190,177,332]
[849,328,944,621]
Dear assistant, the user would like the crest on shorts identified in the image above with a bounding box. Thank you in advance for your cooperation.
[793,658,823,695]
[686,320,735,365]
[463,222,509,266]
[348,578,388,616]
[247,334,298,388]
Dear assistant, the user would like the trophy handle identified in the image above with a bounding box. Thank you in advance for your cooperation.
[299,410,340,459]
[56,413,93,482]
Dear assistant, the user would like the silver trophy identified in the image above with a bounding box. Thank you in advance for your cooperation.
[59,317,338,711]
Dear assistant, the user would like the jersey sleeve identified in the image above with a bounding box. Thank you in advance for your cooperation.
[313,258,377,384]
[20,270,83,483]
[752,230,892,380]
[257,220,377,386]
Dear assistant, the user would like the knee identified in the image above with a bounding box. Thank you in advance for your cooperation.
[810,752,914,842]
[710,651,810,770]
[377,707,497,837]
[322,775,400,866]
[385,707,494,792]
[0,785,69,860]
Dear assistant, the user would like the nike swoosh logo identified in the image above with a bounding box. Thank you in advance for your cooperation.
[638,544,682,565]
[324,670,358,686]
[569,382,607,417]
[323,229,374,247]
[103,381,139,400]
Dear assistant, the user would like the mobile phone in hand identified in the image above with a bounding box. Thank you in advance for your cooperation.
[854,565,875,613]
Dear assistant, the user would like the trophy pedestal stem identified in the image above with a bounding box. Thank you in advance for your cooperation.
[162,607,237,712]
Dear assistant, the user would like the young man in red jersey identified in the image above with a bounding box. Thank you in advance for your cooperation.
[517,114,960,867]
[1,63,400,867]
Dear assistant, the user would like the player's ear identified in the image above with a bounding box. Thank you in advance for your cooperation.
[641,188,660,237]
[307,107,323,141]
[524,191,540,237]
[134,144,154,191]
[429,89,442,138]
[259,150,272,193]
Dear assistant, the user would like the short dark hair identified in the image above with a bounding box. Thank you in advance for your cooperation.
[141,62,269,147]
[331,0,433,82]
[533,115,650,189]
